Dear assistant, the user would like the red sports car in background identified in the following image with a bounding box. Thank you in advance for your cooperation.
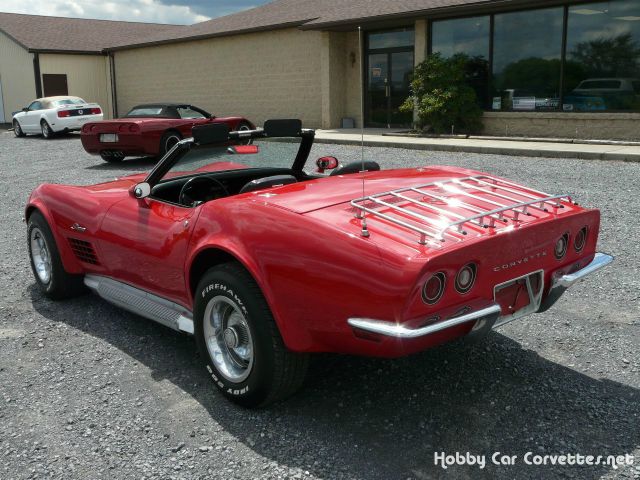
[81,103,254,162]
[27,120,612,407]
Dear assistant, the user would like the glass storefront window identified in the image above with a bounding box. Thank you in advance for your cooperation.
[425,0,640,113]
[492,7,564,111]
[564,0,640,112]
[432,16,491,107]
[368,29,415,49]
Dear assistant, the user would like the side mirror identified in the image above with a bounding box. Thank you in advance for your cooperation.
[132,182,151,199]
[316,156,339,173]
[22,107,29,112]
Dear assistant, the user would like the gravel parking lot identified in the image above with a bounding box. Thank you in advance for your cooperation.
[0,130,638,480]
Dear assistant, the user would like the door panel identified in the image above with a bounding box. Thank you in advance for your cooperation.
[389,51,414,126]
[97,197,199,306]
[367,53,389,126]
[365,50,414,127]
[23,101,43,132]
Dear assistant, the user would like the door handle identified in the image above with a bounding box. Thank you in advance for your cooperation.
[385,85,391,98]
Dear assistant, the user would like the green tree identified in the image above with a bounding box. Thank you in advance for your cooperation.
[570,34,640,77]
[401,53,483,134]
[497,58,562,97]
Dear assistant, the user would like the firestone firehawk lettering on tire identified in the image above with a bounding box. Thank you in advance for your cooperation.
[26,119,613,407]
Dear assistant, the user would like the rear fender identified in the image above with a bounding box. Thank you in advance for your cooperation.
[185,238,315,351]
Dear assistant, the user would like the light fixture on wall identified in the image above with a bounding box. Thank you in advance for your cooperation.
[350,51,356,67]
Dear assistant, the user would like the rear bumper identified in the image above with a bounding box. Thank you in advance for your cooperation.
[538,252,613,312]
[348,252,613,341]
[348,304,502,339]
[51,114,103,133]
[81,134,149,156]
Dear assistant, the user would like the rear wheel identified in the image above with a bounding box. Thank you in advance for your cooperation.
[41,120,54,139]
[13,120,25,137]
[237,121,253,145]
[159,130,182,158]
[27,211,85,300]
[194,263,308,407]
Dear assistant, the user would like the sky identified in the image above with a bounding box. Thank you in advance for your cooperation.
[0,0,272,25]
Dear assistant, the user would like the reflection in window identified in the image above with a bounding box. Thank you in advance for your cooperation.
[432,16,490,107]
[368,29,414,49]
[564,0,640,112]
[493,8,564,111]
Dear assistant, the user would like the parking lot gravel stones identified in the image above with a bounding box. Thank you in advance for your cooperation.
[0,131,638,479]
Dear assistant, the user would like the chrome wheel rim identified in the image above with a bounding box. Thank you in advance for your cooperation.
[203,295,254,383]
[14,121,21,136]
[30,227,52,284]
[42,123,49,137]
[239,124,252,145]
[165,135,180,152]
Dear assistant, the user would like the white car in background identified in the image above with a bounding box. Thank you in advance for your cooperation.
[12,96,103,139]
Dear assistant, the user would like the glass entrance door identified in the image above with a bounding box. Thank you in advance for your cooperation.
[365,29,415,128]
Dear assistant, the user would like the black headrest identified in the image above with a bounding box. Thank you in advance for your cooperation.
[239,175,297,194]
[330,161,381,176]
[264,119,302,137]
[193,123,229,145]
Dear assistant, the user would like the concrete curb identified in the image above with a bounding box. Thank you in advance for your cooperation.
[313,136,640,163]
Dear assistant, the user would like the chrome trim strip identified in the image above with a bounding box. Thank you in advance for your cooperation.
[84,274,194,334]
[347,304,502,339]
[554,252,613,289]
[350,174,572,245]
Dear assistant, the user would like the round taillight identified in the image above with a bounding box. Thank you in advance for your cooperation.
[422,272,446,305]
[555,233,569,260]
[574,227,587,253]
[455,263,477,294]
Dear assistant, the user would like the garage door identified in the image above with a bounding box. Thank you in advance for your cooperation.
[43,74,68,97]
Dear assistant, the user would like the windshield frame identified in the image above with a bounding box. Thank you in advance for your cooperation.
[143,126,315,188]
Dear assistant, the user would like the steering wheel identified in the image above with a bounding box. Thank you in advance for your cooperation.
[178,176,229,207]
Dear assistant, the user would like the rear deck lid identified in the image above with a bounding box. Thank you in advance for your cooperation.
[262,167,580,252]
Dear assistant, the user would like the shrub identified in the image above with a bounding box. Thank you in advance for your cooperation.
[401,53,483,134]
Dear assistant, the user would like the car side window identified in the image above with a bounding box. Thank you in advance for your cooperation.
[178,107,206,119]
[28,101,43,111]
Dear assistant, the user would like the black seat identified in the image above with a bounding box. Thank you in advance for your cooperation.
[239,175,297,194]
[330,161,381,176]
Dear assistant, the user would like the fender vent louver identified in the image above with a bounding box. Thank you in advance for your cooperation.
[68,238,100,265]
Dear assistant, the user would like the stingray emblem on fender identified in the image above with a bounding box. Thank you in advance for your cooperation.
[493,251,547,272]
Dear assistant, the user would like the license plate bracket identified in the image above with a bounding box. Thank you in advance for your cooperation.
[100,133,118,143]
[493,270,544,328]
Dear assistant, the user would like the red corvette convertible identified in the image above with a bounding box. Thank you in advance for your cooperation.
[27,120,612,407]
[80,103,254,162]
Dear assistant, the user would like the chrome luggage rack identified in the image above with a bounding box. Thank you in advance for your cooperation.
[350,175,573,247]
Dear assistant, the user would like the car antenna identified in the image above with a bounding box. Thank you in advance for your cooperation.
[358,26,370,239]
